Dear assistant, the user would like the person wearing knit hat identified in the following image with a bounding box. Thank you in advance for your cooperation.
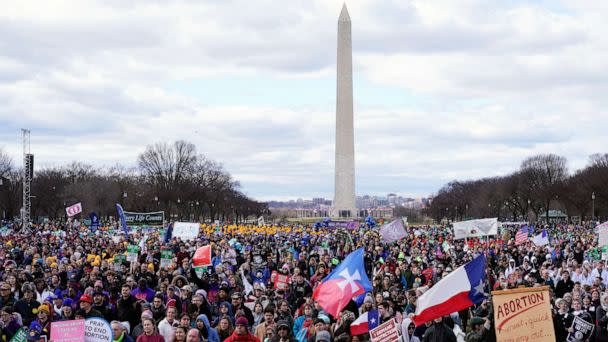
[30,305,51,341]
[79,294,103,319]
[61,299,75,321]
[222,316,257,342]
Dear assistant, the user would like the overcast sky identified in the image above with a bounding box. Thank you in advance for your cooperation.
[0,0,606,201]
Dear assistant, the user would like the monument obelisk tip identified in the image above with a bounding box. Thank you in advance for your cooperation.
[339,3,350,22]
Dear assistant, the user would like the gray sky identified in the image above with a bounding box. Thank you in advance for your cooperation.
[0,0,606,201]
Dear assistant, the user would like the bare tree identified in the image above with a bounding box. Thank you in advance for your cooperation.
[138,141,197,213]
[520,154,568,222]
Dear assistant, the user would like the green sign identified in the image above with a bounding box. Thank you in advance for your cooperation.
[10,328,27,342]
[160,250,173,268]
[127,245,139,262]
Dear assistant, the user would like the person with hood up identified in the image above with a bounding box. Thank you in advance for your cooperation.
[196,314,219,342]
[224,316,260,342]
[421,317,457,342]
[213,302,234,327]
[401,318,421,342]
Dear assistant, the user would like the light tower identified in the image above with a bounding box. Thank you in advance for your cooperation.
[21,129,33,228]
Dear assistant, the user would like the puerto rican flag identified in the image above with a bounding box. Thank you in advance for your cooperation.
[350,309,379,335]
[412,254,487,326]
[312,248,373,317]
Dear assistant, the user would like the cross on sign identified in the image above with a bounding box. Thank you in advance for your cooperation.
[337,269,361,294]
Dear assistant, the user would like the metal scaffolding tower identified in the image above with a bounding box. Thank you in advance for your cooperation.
[21,129,32,228]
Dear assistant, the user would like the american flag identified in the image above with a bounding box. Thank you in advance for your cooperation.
[515,228,528,245]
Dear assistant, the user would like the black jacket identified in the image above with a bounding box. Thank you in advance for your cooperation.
[116,295,142,331]
[422,322,457,342]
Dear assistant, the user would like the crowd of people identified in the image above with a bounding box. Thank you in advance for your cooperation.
[0,219,604,342]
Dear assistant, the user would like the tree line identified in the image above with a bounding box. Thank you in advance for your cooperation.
[427,153,608,223]
[0,141,267,223]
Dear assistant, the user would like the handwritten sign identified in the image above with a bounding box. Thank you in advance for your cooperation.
[492,286,555,342]
[274,274,290,290]
[566,315,594,342]
[84,317,113,342]
[51,320,85,342]
[369,319,399,342]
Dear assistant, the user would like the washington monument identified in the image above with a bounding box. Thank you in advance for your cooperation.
[332,4,356,218]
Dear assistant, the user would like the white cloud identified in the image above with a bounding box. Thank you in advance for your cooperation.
[0,0,606,200]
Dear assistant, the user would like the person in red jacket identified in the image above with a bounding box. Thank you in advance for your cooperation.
[224,316,260,342]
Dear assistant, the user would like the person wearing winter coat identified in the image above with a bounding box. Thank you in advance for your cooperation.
[422,317,457,342]
[117,285,143,333]
[0,306,22,341]
[112,320,135,342]
[596,293,608,342]
[224,317,260,342]
[195,314,220,342]
[401,318,421,342]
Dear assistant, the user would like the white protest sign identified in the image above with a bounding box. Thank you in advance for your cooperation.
[453,218,498,239]
[598,222,608,247]
[84,318,112,342]
[173,222,200,241]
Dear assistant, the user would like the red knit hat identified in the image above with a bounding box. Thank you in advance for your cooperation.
[79,294,93,304]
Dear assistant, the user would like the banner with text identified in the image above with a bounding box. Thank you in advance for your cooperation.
[51,319,85,342]
[123,211,165,226]
[492,286,555,342]
[369,319,400,342]
[453,218,498,239]
[327,221,358,229]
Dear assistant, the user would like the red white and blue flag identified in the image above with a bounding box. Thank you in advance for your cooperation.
[412,254,487,326]
[350,309,379,335]
[515,228,528,245]
[312,248,372,317]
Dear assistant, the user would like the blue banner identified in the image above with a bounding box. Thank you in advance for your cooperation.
[116,203,129,234]
[89,212,99,232]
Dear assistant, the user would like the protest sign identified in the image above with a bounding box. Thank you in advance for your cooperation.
[327,221,358,229]
[114,255,126,271]
[369,319,399,342]
[123,211,164,226]
[274,274,290,290]
[9,328,27,342]
[160,250,173,268]
[66,202,83,217]
[173,222,200,241]
[453,218,498,239]
[599,222,608,247]
[126,245,139,262]
[566,315,594,342]
[51,319,85,342]
[492,286,555,342]
[84,318,113,342]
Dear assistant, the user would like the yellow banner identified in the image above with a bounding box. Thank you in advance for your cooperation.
[492,286,555,342]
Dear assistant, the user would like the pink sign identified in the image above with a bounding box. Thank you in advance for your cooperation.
[66,203,83,217]
[51,319,85,342]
